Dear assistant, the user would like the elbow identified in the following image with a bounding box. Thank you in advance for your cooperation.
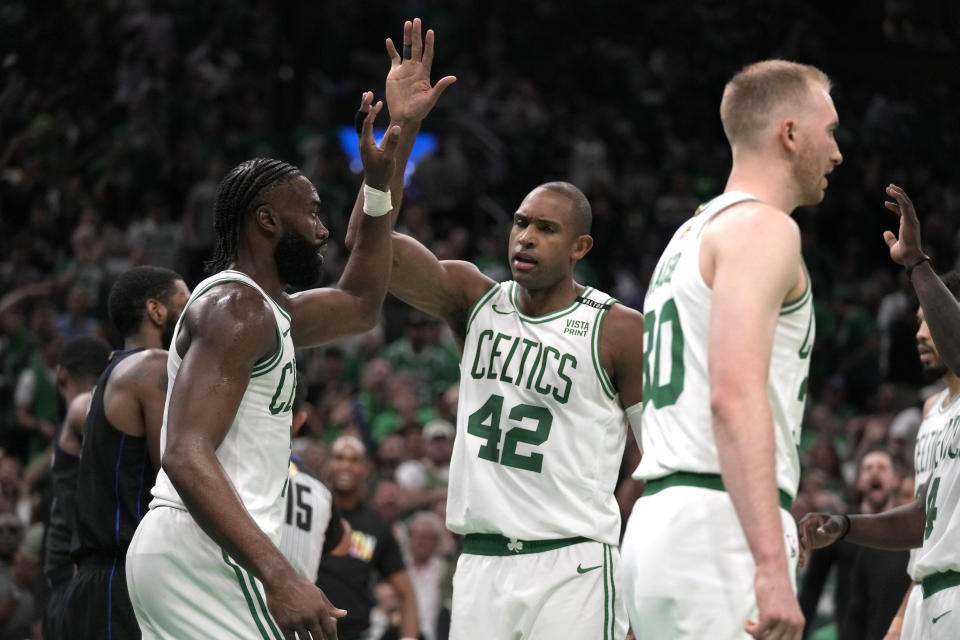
[160,444,195,491]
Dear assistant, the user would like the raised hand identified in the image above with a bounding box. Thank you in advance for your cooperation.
[357,91,401,190]
[265,571,346,640]
[384,18,456,125]
[882,184,926,267]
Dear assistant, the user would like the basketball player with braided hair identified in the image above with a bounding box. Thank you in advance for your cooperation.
[126,94,401,640]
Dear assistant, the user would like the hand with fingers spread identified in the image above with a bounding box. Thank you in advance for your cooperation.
[384,18,457,125]
[265,571,346,640]
[882,184,928,269]
[356,91,401,190]
[745,564,805,640]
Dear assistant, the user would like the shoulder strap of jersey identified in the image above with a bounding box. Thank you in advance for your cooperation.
[695,191,759,238]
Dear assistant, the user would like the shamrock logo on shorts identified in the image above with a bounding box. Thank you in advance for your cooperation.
[507,538,523,553]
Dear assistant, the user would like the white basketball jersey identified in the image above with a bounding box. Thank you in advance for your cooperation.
[279,460,334,580]
[913,391,960,581]
[446,282,628,545]
[908,389,957,579]
[151,270,297,546]
[634,191,814,499]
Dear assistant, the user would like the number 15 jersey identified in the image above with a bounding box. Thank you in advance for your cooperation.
[633,192,814,500]
[447,281,628,546]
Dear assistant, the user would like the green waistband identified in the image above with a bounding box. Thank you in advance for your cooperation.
[461,533,590,556]
[643,471,794,511]
[922,570,960,599]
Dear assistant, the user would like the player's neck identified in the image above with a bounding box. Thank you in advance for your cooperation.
[515,279,583,317]
[231,251,286,302]
[943,371,960,403]
[124,331,160,352]
[725,157,800,214]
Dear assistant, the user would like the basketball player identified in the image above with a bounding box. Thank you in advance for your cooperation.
[346,19,643,639]
[881,272,960,639]
[54,266,189,640]
[126,94,400,640]
[619,60,842,640]
[801,187,960,640]
[43,336,111,640]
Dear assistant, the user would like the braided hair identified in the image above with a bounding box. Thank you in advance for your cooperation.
[206,158,302,274]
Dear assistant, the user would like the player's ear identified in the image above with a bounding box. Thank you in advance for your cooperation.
[145,298,166,329]
[254,204,281,238]
[571,235,593,260]
[779,117,799,154]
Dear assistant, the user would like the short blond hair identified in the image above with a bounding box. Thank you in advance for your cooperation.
[719,60,831,148]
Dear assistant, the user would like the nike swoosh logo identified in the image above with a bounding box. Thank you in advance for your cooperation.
[492,304,516,316]
[933,610,952,623]
[576,563,602,574]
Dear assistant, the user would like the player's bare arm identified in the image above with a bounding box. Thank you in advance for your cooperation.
[286,93,400,350]
[345,17,456,243]
[103,349,168,469]
[703,202,805,639]
[600,304,645,409]
[884,183,960,375]
[163,285,345,639]
[59,390,91,456]
[799,483,926,557]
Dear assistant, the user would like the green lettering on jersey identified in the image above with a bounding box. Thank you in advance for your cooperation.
[553,354,577,404]
[516,338,539,384]
[534,346,558,396]
[269,361,296,415]
[499,336,521,384]
[471,330,494,379]
[649,252,681,295]
[467,393,553,473]
[487,332,511,380]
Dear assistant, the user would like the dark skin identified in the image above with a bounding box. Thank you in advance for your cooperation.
[883,184,960,376]
[346,18,644,408]
[161,96,400,640]
[62,280,189,469]
[797,184,960,564]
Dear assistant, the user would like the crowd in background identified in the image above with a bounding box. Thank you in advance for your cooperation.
[1,0,959,638]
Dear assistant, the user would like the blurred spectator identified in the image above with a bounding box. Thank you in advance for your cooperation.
[406,511,453,640]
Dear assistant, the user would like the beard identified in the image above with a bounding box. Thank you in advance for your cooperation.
[161,311,179,350]
[275,231,324,291]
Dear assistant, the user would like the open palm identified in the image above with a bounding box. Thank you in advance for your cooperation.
[385,18,456,124]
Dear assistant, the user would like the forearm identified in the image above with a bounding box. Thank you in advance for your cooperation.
[164,447,294,585]
[713,398,787,567]
[846,502,925,550]
[398,582,420,639]
[912,261,960,375]
[337,211,393,323]
[346,120,421,249]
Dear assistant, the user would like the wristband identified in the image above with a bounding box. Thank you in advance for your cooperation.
[905,253,932,278]
[362,184,392,217]
[837,514,851,541]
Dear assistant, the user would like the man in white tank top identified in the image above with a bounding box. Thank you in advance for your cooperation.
[620,60,842,640]
[345,19,643,640]
[801,186,960,640]
[883,272,960,639]
[126,95,402,640]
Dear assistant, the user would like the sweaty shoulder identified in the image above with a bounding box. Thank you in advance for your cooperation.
[110,348,168,387]
[179,281,277,365]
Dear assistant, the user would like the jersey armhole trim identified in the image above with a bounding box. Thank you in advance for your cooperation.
[591,297,618,400]
[465,282,500,335]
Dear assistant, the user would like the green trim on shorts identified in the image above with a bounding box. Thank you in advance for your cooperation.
[922,570,960,599]
[221,551,281,640]
[602,544,610,640]
[461,533,589,556]
[643,471,794,511]
[607,545,616,640]
[246,568,283,640]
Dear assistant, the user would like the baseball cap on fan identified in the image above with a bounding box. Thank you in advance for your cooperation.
[422,419,455,440]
